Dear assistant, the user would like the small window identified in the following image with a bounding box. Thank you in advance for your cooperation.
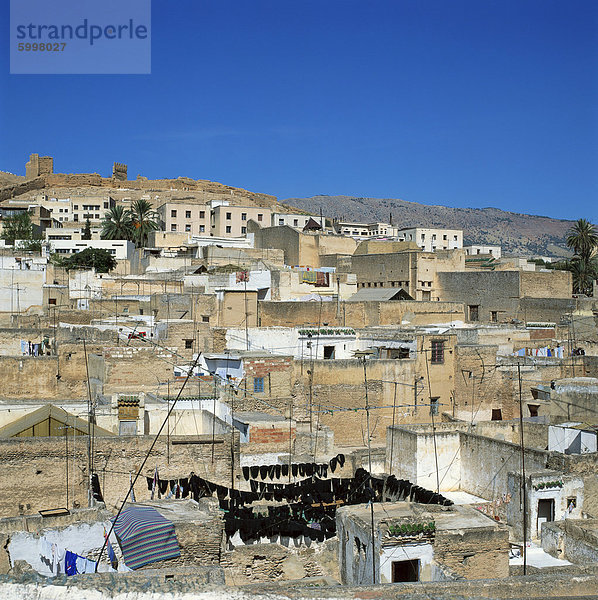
[392,559,419,583]
[171,224,177,231]
[567,497,577,510]
[48,298,57,305]
[104,202,109,209]
[491,408,502,421]
[199,210,205,218]
[199,225,205,233]
[185,210,191,218]
[241,213,247,221]
[431,340,444,364]
[491,311,498,323]
[226,212,232,220]
[469,305,479,321]
[171,209,177,218]
[430,397,439,415]
[294,219,298,226]
[279,219,284,225]
[74,205,79,210]
[202,315,210,323]
[241,226,247,234]
[257,213,263,222]
[139,309,144,315]
[254,377,264,392]
[323,346,335,359]
[528,404,539,417]
[226,226,231,234]
[184,339,193,349]
[185,224,191,232]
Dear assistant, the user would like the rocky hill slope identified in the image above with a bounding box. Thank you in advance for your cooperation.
[282,195,574,257]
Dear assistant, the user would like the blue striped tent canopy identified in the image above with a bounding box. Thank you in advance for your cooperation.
[112,505,180,570]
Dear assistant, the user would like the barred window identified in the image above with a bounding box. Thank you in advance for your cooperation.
[253,377,264,392]
[431,341,444,364]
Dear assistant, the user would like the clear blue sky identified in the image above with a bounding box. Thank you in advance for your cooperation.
[1,0,597,222]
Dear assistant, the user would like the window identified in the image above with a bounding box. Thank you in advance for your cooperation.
[443,234,447,240]
[202,315,210,323]
[185,210,191,219]
[279,219,284,226]
[491,409,502,421]
[469,305,479,322]
[226,226,231,234]
[491,311,498,323]
[48,298,57,305]
[199,225,205,233]
[104,202,109,209]
[253,377,264,392]
[185,224,191,232]
[226,212,232,220]
[171,209,177,218]
[257,213,263,222]
[184,339,193,349]
[74,205,79,210]
[95,214,100,219]
[431,340,444,363]
[294,219,298,226]
[73,215,78,222]
[241,226,247,234]
[392,559,419,583]
[171,224,177,231]
[199,210,205,219]
[323,346,335,359]
[241,213,247,221]
[528,404,539,417]
[430,397,439,415]
[567,497,577,510]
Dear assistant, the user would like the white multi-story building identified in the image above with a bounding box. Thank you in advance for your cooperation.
[396,228,463,252]
[271,213,324,230]
[464,245,501,259]
[335,221,397,238]
[46,239,135,260]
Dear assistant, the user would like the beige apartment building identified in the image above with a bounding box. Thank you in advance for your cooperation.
[211,204,271,237]
[157,202,210,236]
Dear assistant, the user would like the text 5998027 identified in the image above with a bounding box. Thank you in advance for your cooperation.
[18,43,67,51]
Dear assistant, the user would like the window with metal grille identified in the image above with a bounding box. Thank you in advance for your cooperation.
[253,377,264,392]
[431,340,444,364]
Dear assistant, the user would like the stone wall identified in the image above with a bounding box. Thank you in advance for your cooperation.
[258,300,465,328]
[434,527,510,579]
[0,433,238,518]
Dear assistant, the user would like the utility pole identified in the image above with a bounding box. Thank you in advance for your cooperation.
[83,337,94,507]
[355,350,377,585]
[518,362,528,575]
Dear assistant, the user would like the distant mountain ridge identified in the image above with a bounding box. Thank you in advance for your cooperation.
[282,195,574,257]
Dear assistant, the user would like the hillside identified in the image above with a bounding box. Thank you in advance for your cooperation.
[0,171,25,187]
[282,195,575,257]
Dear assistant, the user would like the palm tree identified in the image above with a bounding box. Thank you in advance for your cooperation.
[569,257,598,296]
[129,199,160,247]
[566,219,598,296]
[101,205,134,240]
[566,218,598,263]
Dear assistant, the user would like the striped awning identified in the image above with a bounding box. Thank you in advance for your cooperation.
[112,505,180,569]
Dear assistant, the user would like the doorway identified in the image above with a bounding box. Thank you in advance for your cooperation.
[392,559,420,582]
[537,498,555,531]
